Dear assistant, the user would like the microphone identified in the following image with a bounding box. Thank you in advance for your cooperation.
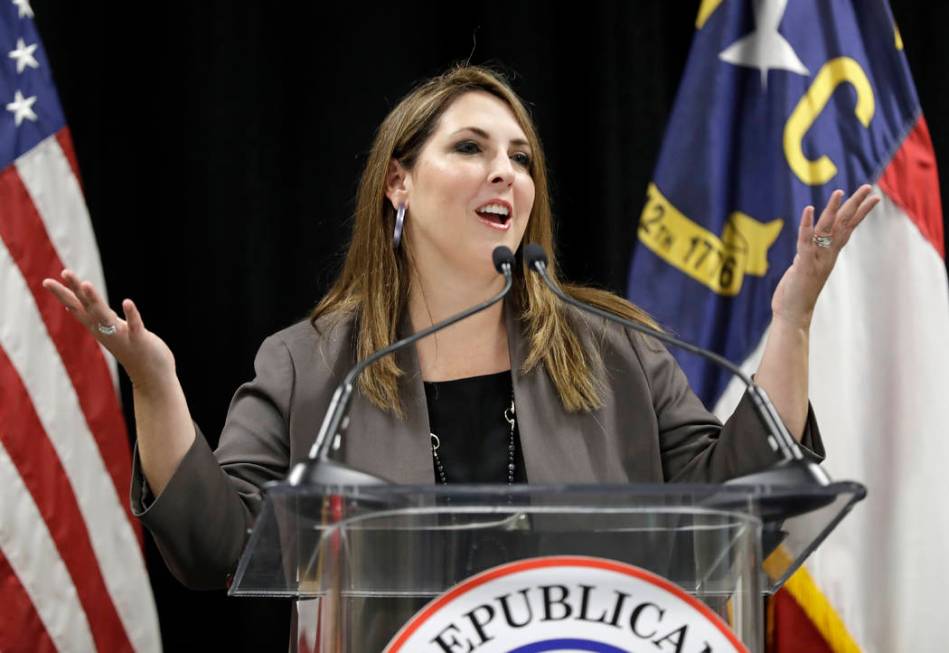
[287,246,517,487]
[523,243,830,500]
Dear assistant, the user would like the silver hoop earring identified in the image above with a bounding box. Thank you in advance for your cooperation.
[393,203,406,249]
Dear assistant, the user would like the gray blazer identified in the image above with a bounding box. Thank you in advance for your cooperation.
[131,304,823,589]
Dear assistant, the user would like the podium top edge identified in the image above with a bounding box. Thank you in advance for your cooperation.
[262,479,867,499]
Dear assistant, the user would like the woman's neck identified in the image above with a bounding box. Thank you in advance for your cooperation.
[408,260,511,382]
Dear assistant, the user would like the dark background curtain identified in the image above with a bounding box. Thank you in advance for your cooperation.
[29,2,949,649]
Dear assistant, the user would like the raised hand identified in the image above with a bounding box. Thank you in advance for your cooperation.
[770,184,880,329]
[42,270,175,393]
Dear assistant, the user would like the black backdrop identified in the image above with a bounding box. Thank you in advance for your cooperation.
[28,2,949,650]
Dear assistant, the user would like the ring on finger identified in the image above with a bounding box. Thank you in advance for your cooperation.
[812,233,833,249]
[97,323,118,336]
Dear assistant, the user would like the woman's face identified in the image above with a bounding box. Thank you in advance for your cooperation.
[389,91,536,281]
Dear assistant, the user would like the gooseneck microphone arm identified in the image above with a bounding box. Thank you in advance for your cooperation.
[522,243,805,465]
[303,247,516,476]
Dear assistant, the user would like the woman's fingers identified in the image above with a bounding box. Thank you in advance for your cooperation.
[122,299,145,336]
[42,278,84,312]
[41,277,103,334]
[806,185,879,252]
[42,272,170,387]
[836,185,873,225]
[78,280,125,334]
[44,269,129,340]
[849,191,880,230]
[774,185,880,328]
[813,189,844,235]
[831,185,878,248]
[797,205,815,247]
[59,269,91,309]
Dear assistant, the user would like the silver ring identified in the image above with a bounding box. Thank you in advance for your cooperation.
[812,233,833,249]
[97,323,117,335]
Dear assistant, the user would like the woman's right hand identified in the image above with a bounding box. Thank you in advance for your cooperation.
[43,269,176,394]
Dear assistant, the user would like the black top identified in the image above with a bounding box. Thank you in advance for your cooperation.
[423,370,527,484]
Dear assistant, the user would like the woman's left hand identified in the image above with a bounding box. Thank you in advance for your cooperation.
[770,184,880,330]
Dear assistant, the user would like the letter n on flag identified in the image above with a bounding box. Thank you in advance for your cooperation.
[1,3,161,651]
[628,1,948,651]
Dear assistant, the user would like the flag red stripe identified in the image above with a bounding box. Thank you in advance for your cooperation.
[0,549,58,653]
[0,347,133,652]
[55,127,83,193]
[0,165,136,533]
[878,115,945,259]
[769,589,835,653]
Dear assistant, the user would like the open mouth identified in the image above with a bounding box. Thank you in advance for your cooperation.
[475,203,512,229]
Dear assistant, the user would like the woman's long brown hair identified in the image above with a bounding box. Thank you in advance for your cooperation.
[311,65,658,417]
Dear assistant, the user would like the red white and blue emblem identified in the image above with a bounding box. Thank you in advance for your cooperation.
[385,556,749,652]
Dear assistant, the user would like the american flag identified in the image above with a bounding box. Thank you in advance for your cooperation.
[1,1,161,650]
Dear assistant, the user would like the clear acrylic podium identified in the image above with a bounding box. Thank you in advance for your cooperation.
[229,482,864,651]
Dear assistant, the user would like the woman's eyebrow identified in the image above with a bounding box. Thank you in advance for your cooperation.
[450,126,530,148]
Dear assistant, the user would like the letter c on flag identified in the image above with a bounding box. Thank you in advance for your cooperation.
[783,56,875,185]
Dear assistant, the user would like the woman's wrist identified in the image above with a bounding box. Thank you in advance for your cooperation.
[770,309,813,334]
[130,366,180,402]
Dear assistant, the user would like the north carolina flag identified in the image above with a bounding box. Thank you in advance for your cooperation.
[628,0,948,650]
[1,2,161,651]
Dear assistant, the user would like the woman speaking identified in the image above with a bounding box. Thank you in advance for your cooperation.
[43,65,878,590]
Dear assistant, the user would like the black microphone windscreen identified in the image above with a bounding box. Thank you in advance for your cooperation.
[523,243,548,269]
[492,246,515,273]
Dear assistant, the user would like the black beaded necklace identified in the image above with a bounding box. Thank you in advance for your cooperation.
[430,391,517,485]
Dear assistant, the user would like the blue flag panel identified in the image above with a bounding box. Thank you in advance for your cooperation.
[1,1,66,169]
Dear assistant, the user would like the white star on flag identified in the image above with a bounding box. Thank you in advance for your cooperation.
[718,0,809,88]
[6,89,37,126]
[8,38,39,74]
[10,0,33,19]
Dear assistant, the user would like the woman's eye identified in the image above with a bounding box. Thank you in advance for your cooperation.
[454,140,481,154]
[511,152,532,168]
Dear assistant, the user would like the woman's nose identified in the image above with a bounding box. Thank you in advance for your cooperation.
[488,153,515,186]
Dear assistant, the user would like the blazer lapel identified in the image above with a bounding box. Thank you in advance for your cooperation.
[505,301,600,483]
[343,317,434,484]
